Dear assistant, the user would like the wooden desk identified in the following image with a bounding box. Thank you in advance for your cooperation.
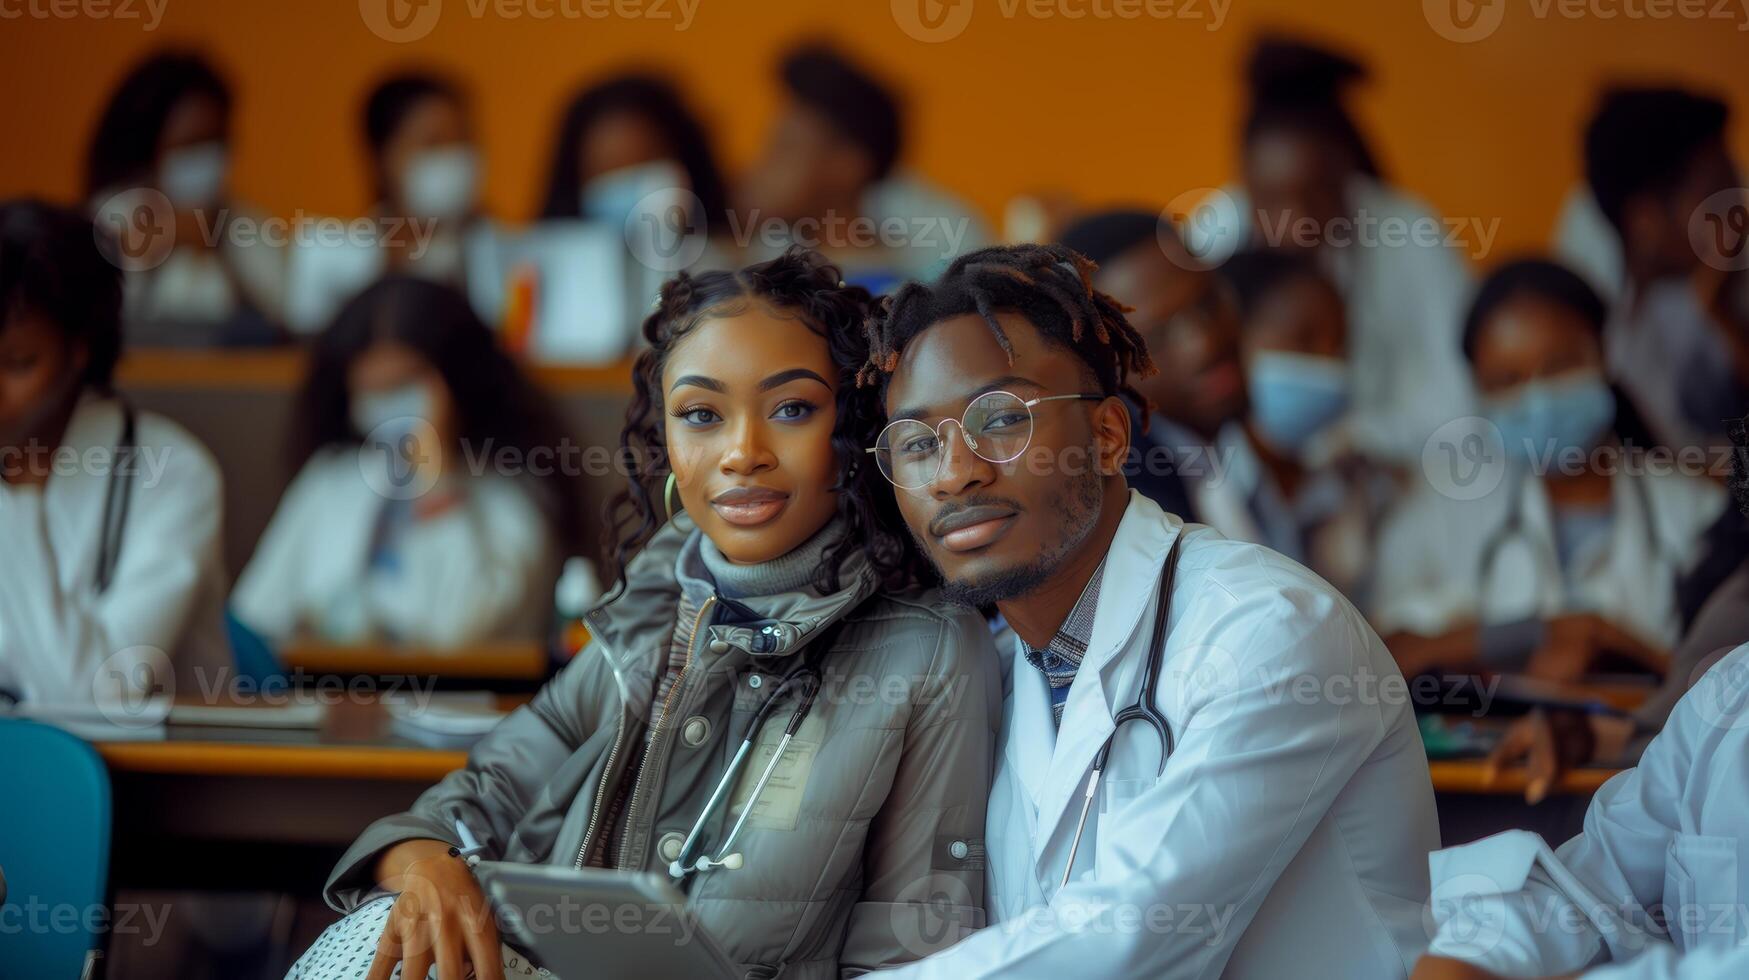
[115,348,637,394]
[279,640,553,684]
[1428,760,1620,796]
[97,741,465,781]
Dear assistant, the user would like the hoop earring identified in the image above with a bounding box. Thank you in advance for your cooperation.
[664,471,680,521]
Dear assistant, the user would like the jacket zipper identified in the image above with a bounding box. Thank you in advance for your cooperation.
[574,612,632,870]
[617,593,717,869]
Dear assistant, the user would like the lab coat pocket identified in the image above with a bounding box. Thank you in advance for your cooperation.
[1662,833,1740,950]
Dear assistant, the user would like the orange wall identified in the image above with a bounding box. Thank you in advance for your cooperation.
[3,0,1747,259]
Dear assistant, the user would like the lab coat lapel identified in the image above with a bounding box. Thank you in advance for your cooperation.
[1032,492,1182,873]
[1004,633,1056,817]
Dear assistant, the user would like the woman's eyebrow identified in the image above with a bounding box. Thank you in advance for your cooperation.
[758,368,832,392]
[669,374,725,393]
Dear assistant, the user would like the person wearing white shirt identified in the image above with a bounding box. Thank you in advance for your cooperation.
[1182,35,1475,466]
[1576,87,1749,455]
[0,200,229,706]
[860,243,1439,979]
[84,51,287,347]
[233,277,586,647]
[1376,260,1725,684]
[1414,636,1749,980]
[284,72,501,335]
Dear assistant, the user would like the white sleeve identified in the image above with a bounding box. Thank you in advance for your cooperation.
[362,479,555,646]
[0,441,224,704]
[230,459,326,642]
[1427,663,1726,974]
[885,579,1408,979]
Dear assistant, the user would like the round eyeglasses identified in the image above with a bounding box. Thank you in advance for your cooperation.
[867,390,1104,490]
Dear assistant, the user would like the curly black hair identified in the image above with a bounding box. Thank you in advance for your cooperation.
[607,247,924,596]
[859,243,1156,413]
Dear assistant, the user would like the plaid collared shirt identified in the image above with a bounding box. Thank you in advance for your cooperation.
[1022,558,1105,728]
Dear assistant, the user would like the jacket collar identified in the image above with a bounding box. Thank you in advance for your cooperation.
[585,512,878,671]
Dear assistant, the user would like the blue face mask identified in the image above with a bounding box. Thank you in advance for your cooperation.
[580,160,687,228]
[1246,351,1350,453]
[1485,370,1615,463]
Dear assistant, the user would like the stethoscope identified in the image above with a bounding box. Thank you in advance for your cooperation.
[1060,535,1184,889]
[1475,462,1661,602]
[96,399,139,595]
[667,637,832,882]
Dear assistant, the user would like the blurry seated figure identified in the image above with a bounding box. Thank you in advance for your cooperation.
[1374,259,1725,682]
[284,72,500,333]
[1187,34,1475,464]
[233,278,587,647]
[1209,248,1393,606]
[0,200,229,706]
[1058,209,1248,524]
[85,50,286,347]
[736,41,988,292]
[1581,87,1749,454]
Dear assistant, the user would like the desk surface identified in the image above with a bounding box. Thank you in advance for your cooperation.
[279,640,552,682]
[116,348,636,394]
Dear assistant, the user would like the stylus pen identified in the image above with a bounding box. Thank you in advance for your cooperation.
[450,815,487,867]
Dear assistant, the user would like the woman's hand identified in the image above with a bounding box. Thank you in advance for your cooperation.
[366,844,506,980]
[1526,614,1668,682]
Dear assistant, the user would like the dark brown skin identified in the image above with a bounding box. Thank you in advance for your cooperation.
[0,312,87,488]
[157,90,229,250]
[661,307,842,564]
[577,108,673,187]
[365,308,846,978]
[883,311,1132,651]
[737,101,872,227]
[1384,295,1668,682]
[1095,239,1245,440]
[1244,127,1350,254]
[1412,956,1577,980]
[375,92,473,267]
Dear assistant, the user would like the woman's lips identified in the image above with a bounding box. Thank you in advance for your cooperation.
[710,488,792,528]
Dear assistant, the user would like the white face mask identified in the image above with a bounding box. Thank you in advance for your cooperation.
[580,160,688,227]
[351,384,432,441]
[158,141,229,210]
[400,146,480,220]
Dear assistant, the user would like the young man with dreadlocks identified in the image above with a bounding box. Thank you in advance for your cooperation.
[863,244,1439,979]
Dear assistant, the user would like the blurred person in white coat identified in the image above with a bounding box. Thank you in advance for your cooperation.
[1374,260,1724,685]
[0,200,228,706]
[232,278,590,648]
[1183,35,1475,466]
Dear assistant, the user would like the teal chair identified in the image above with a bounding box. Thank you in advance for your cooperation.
[0,719,113,980]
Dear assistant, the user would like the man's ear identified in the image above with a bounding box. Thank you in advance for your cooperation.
[1091,396,1133,478]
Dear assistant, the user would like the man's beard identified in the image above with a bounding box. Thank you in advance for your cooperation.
[925,463,1106,609]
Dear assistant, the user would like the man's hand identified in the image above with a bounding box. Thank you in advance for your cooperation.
[1412,957,1578,980]
[1484,709,1593,804]
[366,853,506,980]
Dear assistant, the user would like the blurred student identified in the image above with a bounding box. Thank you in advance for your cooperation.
[1569,87,1749,453]
[0,200,229,705]
[1187,34,1473,464]
[232,278,584,647]
[736,41,988,292]
[85,50,286,346]
[285,72,497,333]
[1374,259,1725,683]
[535,72,730,233]
[1209,248,1392,604]
[1483,414,1749,803]
[1058,209,1247,523]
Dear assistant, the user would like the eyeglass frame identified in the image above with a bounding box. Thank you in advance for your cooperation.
[865,390,1107,489]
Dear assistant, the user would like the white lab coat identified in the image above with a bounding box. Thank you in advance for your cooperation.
[0,393,230,703]
[1372,464,1725,649]
[885,492,1440,980]
[1185,177,1476,464]
[282,216,502,334]
[1425,642,1749,978]
[231,447,556,646]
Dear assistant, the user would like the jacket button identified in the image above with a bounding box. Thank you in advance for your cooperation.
[949,840,970,860]
[658,832,685,863]
[682,716,710,747]
[708,638,730,654]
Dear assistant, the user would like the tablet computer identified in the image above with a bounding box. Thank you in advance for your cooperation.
[474,862,742,980]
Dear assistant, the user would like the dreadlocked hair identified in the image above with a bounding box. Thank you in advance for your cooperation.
[859,243,1157,413]
[606,246,927,598]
